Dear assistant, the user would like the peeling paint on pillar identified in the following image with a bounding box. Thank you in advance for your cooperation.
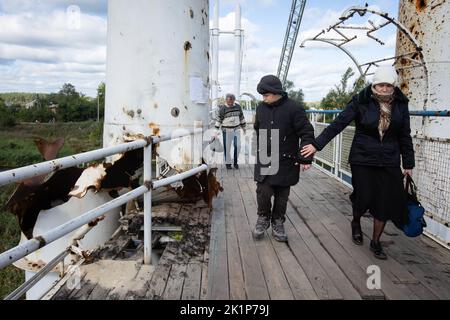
[104,0,209,172]
[397,0,450,246]
[397,0,450,138]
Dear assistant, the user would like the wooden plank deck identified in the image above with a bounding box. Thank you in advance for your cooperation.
[52,164,450,300]
[207,165,450,300]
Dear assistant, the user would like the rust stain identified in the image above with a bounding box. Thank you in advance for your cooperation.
[5,138,83,238]
[431,2,445,10]
[416,0,427,12]
[35,236,46,248]
[100,149,143,190]
[6,167,83,239]
[34,137,65,162]
[148,122,161,136]
[172,166,223,208]
[123,108,135,118]
[184,41,192,51]
[207,168,223,208]
[400,82,409,93]
[88,216,105,227]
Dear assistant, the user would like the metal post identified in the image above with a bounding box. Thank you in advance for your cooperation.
[4,250,69,300]
[143,143,152,265]
[234,4,242,98]
[211,0,220,108]
[0,185,148,269]
[97,94,100,122]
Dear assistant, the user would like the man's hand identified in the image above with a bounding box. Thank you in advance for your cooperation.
[301,164,311,172]
[403,169,413,177]
[301,144,317,158]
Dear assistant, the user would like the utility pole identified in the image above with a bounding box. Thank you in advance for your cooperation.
[211,0,219,108]
[233,4,242,99]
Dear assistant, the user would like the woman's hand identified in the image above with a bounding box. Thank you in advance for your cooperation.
[403,169,413,177]
[301,164,311,172]
[301,144,317,158]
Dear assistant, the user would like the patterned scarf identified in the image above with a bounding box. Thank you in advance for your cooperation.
[372,86,394,141]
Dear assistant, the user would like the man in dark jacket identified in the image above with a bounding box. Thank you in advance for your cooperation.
[253,75,315,242]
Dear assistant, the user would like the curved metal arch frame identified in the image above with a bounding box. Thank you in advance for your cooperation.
[240,92,258,101]
[300,38,365,78]
[299,6,430,109]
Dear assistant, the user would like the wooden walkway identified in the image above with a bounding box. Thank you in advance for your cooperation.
[207,165,450,300]
[51,165,450,300]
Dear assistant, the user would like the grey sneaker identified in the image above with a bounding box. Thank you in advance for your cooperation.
[272,219,288,242]
[252,216,270,239]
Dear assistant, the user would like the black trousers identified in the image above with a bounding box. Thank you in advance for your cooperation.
[256,180,291,222]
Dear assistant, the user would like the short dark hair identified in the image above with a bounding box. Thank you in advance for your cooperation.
[225,93,236,100]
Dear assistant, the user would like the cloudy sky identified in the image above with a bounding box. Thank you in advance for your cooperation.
[0,0,399,101]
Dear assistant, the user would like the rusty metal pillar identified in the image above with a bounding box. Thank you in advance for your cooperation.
[104,0,210,172]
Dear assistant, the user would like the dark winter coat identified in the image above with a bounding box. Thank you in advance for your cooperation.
[254,95,315,186]
[312,85,415,169]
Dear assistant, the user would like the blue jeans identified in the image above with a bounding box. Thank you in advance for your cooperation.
[222,128,240,165]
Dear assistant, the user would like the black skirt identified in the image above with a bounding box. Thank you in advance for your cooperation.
[350,165,408,226]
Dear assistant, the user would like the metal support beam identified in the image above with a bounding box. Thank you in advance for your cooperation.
[277,0,307,86]
[143,143,152,265]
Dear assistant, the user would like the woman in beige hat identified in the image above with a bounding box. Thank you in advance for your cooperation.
[301,65,414,259]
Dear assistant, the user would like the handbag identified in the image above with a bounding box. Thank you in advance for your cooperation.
[403,175,427,237]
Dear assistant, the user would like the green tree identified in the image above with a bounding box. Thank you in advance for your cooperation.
[0,98,16,127]
[54,83,96,122]
[320,67,367,110]
[58,83,80,98]
[284,80,307,109]
[97,82,106,120]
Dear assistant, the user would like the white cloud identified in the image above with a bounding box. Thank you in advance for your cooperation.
[0,1,398,101]
[220,0,279,8]
[0,5,106,96]
[0,0,107,15]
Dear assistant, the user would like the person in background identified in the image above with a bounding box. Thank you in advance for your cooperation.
[253,75,314,242]
[301,65,414,259]
[214,93,246,169]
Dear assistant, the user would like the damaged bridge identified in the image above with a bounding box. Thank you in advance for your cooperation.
[39,165,450,300]
[1,0,450,301]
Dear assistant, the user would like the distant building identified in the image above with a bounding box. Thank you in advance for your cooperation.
[25,99,38,109]
[49,102,59,114]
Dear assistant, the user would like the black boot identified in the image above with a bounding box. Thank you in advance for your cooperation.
[351,221,363,245]
[272,218,288,242]
[252,216,270,239]
[370,240,387,260]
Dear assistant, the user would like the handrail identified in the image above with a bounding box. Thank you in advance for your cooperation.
[0,185,149,269]
[306,109,450,116]
[0,128,203,187]
[0,128,207,299]
[0,164,207,270]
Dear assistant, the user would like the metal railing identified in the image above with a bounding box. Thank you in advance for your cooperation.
[0,128,207,299]
[306,109,450,247]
